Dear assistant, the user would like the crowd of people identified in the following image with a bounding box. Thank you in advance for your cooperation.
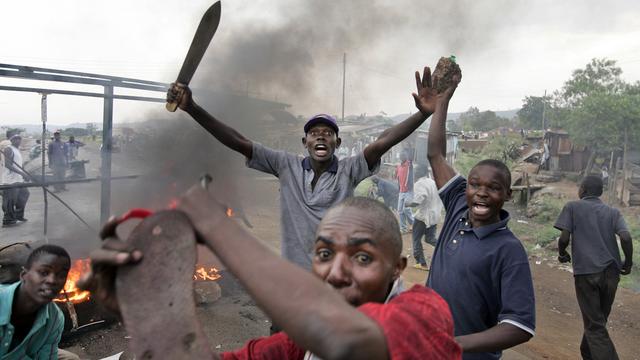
[0,63,634,360]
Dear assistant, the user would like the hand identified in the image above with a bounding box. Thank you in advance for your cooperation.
[167,83,194,111]
[621,261,632,275]
[411,66,461,116]
[558,251,571,263]
[177,185,230,242]
[76,217,143,315]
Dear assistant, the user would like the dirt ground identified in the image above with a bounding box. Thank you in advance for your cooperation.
[2,142,639,359]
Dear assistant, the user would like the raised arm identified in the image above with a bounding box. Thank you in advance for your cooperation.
[167,83,253,159]
[363,67,440,170]
[179,187,388,360]
[423,74,460,189]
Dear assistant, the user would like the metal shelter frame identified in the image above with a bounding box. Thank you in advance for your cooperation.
[0,63,169,225]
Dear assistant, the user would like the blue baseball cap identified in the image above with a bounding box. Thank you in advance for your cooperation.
[304,114,339,135]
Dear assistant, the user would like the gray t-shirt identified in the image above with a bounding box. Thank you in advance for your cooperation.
[554,196,629,275]
[247,142,380,269]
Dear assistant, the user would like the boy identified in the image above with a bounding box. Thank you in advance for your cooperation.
[554,175,633,359]
[421,72,535,359]
[166,67,443,269]
[0,244,79,360]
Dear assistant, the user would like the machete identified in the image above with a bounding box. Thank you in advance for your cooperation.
[166,1,221,112]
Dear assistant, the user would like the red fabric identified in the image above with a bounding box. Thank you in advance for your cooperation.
[396,161,411,193]
[222,285,461,360]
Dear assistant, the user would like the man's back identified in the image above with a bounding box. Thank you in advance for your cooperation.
[554,197,628,275]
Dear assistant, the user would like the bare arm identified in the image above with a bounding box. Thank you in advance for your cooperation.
[558,229,571,263]
[167,83,253,159]
[427,97,457,189]
[363,112,428,170]
[363,66,449,170]
[179,187,388,360]
[455,323,532,353]
[619,231,633,275]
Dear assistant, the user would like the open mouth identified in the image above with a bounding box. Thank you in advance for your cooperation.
[40,287,56,298]
[314,144,329,157]
[471,202,490,216]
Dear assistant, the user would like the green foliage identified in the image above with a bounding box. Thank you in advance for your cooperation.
[561,58,625,107]
[454,151,482,177]
[517,96,550,129]
[480,134,521,167]
[62,127,89,137]
[459,107,511,131]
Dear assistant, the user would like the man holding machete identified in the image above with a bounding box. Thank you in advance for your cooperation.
[166,66,446,270]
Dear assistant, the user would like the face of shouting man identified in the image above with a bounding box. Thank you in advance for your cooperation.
[312,199,406,306]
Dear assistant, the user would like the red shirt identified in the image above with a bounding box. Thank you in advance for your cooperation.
[222,285,461,360]
[396,161,412,193]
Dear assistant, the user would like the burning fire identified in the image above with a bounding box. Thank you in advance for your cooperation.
[55,259,221,304]
[55,259,91,304]
[226,208,234,217]
[194,266,222,281]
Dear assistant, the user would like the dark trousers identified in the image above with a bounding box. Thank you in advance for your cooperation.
[52,165,67,191]
[412,220,437,266]
[2,187,29,223]
[574,265,620,360]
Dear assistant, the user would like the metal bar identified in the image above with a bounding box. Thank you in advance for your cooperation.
[0,175,139,190]
[41,93,49,243]
[0,69,167,92]
[100,85,114,224]
[0,85,166,102]
[0,63,168,89]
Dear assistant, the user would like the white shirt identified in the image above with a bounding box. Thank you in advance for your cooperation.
[2,145,23,185]
[412,176,443,227]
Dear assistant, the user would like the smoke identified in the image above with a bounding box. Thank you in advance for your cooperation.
[190,0,519,116]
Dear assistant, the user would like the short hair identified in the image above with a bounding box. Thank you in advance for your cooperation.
[472,159,512,187]
[25,245,71,269]
[581,175,603,197]
[325,197,402,257]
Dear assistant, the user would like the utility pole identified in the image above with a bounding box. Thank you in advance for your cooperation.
[40,93,49,243]
[341,52,346,123]
[541,89,547,131]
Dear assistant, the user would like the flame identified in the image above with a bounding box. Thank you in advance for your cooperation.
[54,260,221,304]
[55,259,91,304]
[226,208,234,217]
[193,266,221,281]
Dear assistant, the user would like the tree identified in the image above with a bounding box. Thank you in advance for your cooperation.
[459,107,510,131]
[559,59,640,176]
[517,96,549,129]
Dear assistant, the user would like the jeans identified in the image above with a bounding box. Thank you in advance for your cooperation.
[412,220,437,266]
[574,265,620,360]
[397,191,414,232]
[2,187,29,223]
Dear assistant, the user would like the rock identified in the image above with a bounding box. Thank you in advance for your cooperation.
[432,57,462,93]
[194,281,222,305]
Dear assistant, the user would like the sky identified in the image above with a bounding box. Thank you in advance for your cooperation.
[1,0,640,126]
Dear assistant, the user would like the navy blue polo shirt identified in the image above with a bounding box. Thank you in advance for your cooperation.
[427,176,535,360]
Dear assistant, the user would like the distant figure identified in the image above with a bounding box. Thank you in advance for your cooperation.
[29,139,42,161]
[601,165,609,187]
[48,131,68,192]
[555,175,633,360]
[66,136,85,161]
[395,150,414,234]
[409,165,443,271]
[371,176,399,209]
[2,134,30,227]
